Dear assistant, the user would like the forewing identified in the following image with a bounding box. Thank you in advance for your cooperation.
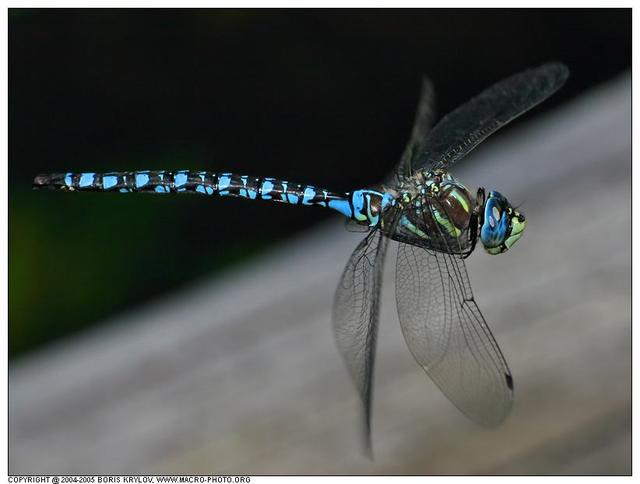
[394,76,437,179]
[333,229,388,450]
[395,200,513,424]
[413,62,569,171]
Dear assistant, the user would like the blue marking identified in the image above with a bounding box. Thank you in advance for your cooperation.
[239,175,248,196]
[103,175,117,189]
[205,186,213,195]
[280,182,288,203]
[64,173,73,187]
[155,185,169,193]
[198,172,205,182]
[381,192,396,210]
[302,187,316,205]
[262,180,274,200]
[135,173,150,188]
[175,171,188,188]
[218,174,231,191]
[240,176,255,199]
[287,193,299,204]
[79,173,95,188]
[328,199,353,218]
[119,188,129,193]
[196,185,206,194]
[351,190,368,222]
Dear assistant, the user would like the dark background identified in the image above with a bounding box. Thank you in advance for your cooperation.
[9,9,631,359]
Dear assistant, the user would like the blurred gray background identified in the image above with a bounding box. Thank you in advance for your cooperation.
[10,10,631,475]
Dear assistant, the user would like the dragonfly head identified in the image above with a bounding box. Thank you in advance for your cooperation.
[480,191,526,255]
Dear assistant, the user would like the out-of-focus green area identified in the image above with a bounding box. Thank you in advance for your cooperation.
[10,184,280,357]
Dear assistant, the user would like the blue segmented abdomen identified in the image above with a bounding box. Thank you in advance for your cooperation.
[33,170,397,227]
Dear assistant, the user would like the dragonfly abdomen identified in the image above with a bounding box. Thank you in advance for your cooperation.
[32,170,395,226]
[33,170,337,200]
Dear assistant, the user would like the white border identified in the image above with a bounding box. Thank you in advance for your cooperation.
[2,5,634,482]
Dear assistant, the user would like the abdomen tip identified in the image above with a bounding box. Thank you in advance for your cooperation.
[32,174,51,189]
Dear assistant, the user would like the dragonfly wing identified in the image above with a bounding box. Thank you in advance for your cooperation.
[333,229,388,451]
[394,76,437,179]
[395,200,513,424]
[413,62,569,171]
[344,218,372,233]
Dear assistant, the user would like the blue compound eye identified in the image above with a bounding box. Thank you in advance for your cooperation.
[480,191,526,255]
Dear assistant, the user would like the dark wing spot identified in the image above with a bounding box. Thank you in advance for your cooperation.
[505,373,514,390]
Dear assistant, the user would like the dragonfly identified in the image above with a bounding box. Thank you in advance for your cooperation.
[34,62,568,451]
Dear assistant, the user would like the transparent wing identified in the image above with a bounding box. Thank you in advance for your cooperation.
[395,76,437,179]
[344,218,371,233]
[395,199,513,425]
[333,229,388,451]
[413,62,569,172]
[384,77,436,186]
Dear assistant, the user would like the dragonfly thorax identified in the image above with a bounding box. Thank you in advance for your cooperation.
[383,169,477,254]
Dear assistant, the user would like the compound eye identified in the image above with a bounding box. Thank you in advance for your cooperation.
[492,206,501,221]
